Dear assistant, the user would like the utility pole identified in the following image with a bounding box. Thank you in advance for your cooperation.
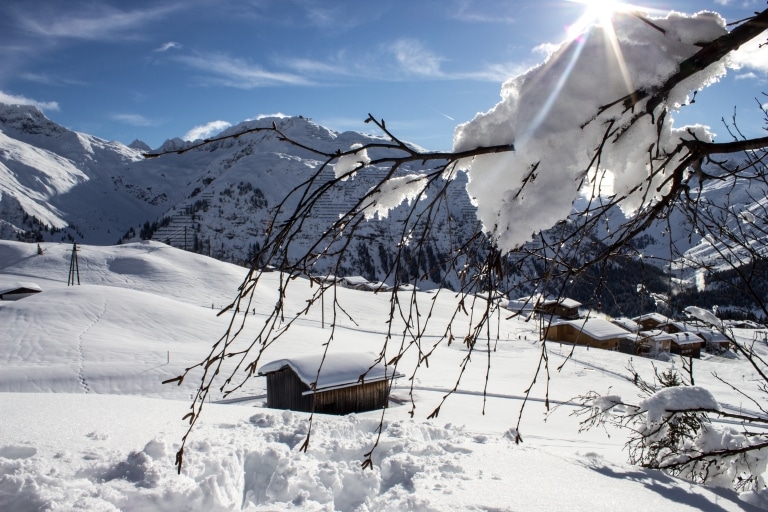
[68,243,80,286]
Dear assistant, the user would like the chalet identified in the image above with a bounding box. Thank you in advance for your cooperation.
[360,281,391,293]
[0,282,43,301]
[544,317,628,351]
[258,352,403,415]
[633,313,671,331]
[667,331,702,358]
[660,320,729,354]
[611,317,641,333]
[506,296,539,318]
[535,297,582,320]
[340,276,371,290]
[695,329,730,352]
[636,330,674,358]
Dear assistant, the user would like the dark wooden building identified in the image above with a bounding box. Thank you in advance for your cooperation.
[544,317,627,351]
[258,352,402,415]
[535,297,582,320]
[0,282,42,301]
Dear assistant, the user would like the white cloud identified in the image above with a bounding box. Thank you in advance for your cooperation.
[112,113,157,126]
[728,37,768,74]
[177,53,311,88]
[17,4,180,41]
[389,39,444,77]
[0,90,59,110]
[155,41,181,52]
[533,43,560,58]
[183,120,232,141]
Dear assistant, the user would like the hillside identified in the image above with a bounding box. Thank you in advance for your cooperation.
[1,239,766,510]
[2,103,767,318]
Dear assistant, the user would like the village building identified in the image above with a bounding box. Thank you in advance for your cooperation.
[258,352,403,415]
[666,331,703,358]
[0,282,43,301]
[636,330,674,358]
[611,317,641,333]
[535,297,582,320]
[506,296,539,318]
[544,317,628,351]
[659,320,729,354]
[340,276,372,290]
[633,312,671,331]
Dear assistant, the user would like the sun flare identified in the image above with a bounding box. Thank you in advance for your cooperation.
[566,0,636,39]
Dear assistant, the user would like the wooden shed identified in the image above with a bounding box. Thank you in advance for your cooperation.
[0,282,42,301]
[258,352,402,415]
[632,313,671,331]
[636,330,674,358]
[544,317,628,351]
[667,332,702,358]
[536,297,582,320]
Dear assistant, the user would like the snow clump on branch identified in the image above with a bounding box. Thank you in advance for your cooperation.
[453,11,728,252]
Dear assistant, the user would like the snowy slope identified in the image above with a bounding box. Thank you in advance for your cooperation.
[0,105,478,289]
[1,239,766,510]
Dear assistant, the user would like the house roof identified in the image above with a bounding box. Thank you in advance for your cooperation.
[0,282,43,295]
[633,312,670,325]
[612,317,641,333]
[341,276,370,286]
[553,317,629,341]
[541,297,582,309]
[258,352,402,392]
[639,329,676,342]
[667,332,703,346]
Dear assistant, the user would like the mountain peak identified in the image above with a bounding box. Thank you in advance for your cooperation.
[128,139,152,152]
[0,102,66,138]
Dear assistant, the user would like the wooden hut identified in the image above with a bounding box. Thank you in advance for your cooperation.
[667,332,702,358]
[0,282,42,301]
[258,352,402,415]
[536,297,582,320]
[544,317,628,351]
[632,313,671,331]
[636,330,674,358]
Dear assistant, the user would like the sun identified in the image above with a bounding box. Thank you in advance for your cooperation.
[566,0,637,39]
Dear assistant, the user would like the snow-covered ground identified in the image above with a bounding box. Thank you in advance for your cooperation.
[1,240,765,511]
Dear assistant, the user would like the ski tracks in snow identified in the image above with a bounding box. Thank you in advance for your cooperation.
[75,301,107,394]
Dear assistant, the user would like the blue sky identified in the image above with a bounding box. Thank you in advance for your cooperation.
[1,0,766,151]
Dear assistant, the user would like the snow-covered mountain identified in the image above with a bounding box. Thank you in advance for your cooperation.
[0,105,479,288]
[2,103,765,313]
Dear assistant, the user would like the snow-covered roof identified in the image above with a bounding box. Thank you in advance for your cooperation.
[362,281,391,292]
[341,276,370,286]
[258,352,402,392]
[553,318,630,341]
[639,329,676,342]
[633,312,670,325]
[0,282,43,295]
[541,297,582,309]
[667,332,703,346]
[611,317,640,333]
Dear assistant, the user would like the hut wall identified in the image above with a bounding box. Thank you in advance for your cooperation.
[313,380,389,414]
[671,343,701,359]
[265,368,313,411]
[546,324,619,351]
[266,368,390,414]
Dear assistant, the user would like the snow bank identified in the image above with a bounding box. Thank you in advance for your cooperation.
[0,393,755,512]
[453,11,728,251]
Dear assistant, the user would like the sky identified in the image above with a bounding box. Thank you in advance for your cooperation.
[0,0,767,151]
